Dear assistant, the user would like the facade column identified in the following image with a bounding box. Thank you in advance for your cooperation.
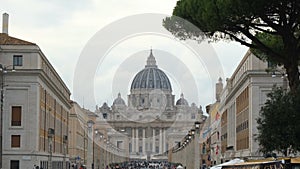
[142,128,146,154]
[159,128,163,154]
[152,128,155,153]
[136,128,139,153]
[163,128,166,153]
[132,128,135,153]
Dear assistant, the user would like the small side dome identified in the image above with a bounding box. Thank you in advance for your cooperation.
[176,93,189,106]
[113,93,126,105]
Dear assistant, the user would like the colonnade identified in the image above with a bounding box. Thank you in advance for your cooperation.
[131,127,167,155]
[169,122,201,169]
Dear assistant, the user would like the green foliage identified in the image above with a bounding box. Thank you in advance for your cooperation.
[165,0,300,157]
[251,33,284,64]
[163,16,205,41]
[164,0,300,92]
[256,87,300,155]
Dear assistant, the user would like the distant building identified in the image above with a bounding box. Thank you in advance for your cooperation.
[0,13,71,169]
[94,49,204,160]
[200,78,223,167]
[69,101,93,168]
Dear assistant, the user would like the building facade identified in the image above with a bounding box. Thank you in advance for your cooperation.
[69,101,121,169]
[94,50,204,161]
[0,14,71,169]
[69,101,92,168]
[219,50,285,161]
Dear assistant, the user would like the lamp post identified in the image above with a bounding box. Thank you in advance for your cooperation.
[270,67,289,91]
[87,120,95,169]
[48,128,55,169]
[272,70,288,91]
[94,130,99,169]
[195,121,201,169]
[0,64,15,168]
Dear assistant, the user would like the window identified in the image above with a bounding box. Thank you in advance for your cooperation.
[103,113,107,119]
[13,55,23,66]
[139,146,142,153]
[129,143,132,153]
[191,113,196,119]
[138,128,143,137]
[155,146,159,153]
[117,141,122,148]
[11,106,22,126]
[155,129,159,135]
[11,135,21,148]
[10,160,19,169]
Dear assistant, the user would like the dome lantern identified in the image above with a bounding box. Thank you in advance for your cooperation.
[145,49,157,68]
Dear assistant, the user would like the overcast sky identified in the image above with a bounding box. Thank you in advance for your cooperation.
[1,0,248,111]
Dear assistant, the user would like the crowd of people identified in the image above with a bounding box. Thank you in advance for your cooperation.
[109,160,180,169]
[32,160,181,169]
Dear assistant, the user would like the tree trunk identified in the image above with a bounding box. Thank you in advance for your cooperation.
[285,58,300,94]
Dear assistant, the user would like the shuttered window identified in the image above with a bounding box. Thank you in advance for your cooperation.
[11,106,22,126]
[11,135,21,148]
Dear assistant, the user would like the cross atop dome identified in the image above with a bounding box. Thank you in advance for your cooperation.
[145,48,157,68]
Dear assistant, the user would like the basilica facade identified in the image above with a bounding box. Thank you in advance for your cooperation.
[94,50,204,160]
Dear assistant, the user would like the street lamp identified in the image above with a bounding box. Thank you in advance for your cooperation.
[0,64,15,168]
[48,128,55,169]
[195,121,201,131]
[194,121,201,169]
[87,120,95,169]
[271,68,288,91]
[94,130,99,169]
[191,129,195,135]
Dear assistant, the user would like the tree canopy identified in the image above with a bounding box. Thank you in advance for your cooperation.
[164,0,300,92]
[256,87,300,155]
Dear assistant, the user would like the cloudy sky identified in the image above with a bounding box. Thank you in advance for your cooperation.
[1,0,248,111]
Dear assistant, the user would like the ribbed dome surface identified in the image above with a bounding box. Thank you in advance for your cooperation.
[130,50,172,91]
[176,93,189,106]
[131,67,172,90]
[113,93,126,105]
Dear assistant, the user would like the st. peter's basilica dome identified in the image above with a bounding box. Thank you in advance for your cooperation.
[130,49,172,92]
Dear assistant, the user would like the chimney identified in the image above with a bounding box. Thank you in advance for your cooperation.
[215,77,223,102]
[2,13,9,34]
